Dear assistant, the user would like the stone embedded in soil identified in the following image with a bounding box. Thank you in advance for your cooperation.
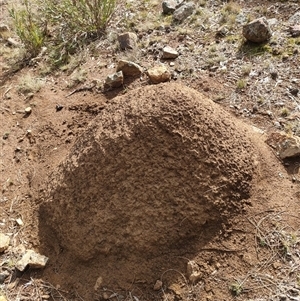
[0,234,10,252]
[162,46,179,59]
[0,270,9,284]
[162,0,183,14]
[153,280,163,291]
[118,32,138,50]
[116,60,143,77]
[290,25,300,37]
[39,83,256,290]
[243,17,272,43]
[266,132,300,159]
[24,107,32,114]
[187,260,202,284]
[147,65,171,83]
[15,250,49,271]
[173,2,195,23]
[104,71,123,88]
[94,276,103,291]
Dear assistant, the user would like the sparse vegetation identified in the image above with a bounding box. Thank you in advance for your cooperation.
[9,0,45,57]
[16,73,45,94]
[236,78,247,89]
[9,0,116,65]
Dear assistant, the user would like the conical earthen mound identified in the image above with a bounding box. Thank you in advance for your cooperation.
[39,82,256,291]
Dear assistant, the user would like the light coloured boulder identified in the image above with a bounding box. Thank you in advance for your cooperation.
[116,60,143,76]
[147,65,171,84]
[173,2,195,23]
[16,250,49,271]
[243,17,272,43]
[162,46,179,59]
[266,132,300,159]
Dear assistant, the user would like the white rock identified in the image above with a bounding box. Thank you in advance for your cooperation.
[116,60,143,76]
[24,107,32,114]
[16,250,49,271]
[162,46,179,59]
[0,234,10,252]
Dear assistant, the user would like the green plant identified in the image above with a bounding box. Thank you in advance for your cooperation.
[41,0,116,38]
[9,0,46,57]
[236,78,247,89]
[230,282,243,296]
[10,0,116,65]
[280,107,290,117]
[17,73,45,94]
[241,64,252,76]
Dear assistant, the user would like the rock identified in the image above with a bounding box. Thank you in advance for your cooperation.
[162,46,179,59]
[173,2,195,23]
[104,71,123,88]
[147,65,171,84]
[94,276,103,291]
[289,87,299,96]
[243,17,272,43]
[116,60,143,76]
[0,296,7,301]
[0,234,10,252]
[6,37,21,47]
[15,250,49,272]
[24,107,32,114]
[289,25,300,37]
[289,12,300,25]
[266,133,300,159]
[162,0,183,15]
[0,24,9,38]
[15,218,24,226]
[187,260,202,284]
[153,280,163,291]
[118,32,137,50]
[0,270,9,284]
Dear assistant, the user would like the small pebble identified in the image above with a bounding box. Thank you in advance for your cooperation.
[24,107,32,114]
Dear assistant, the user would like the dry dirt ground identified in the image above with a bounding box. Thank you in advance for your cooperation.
[1,0,300,301]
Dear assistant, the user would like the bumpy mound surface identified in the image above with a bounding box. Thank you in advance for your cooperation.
[39,82,255,283]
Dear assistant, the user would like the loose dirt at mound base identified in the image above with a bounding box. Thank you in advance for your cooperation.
[36,83,300,300]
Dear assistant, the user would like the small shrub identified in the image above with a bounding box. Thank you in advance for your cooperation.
[280,108,290,117]
[17,74,45,94]
[236,78,247,89]
[9,0,116,64]
[241,64,252,76]
[41,0,116,39]
[9,0,46,57]
[230,282,243,296]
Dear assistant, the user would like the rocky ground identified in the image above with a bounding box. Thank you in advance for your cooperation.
[0,0,300,300]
